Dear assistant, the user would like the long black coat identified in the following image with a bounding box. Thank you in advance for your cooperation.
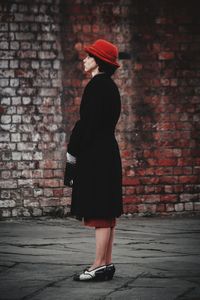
[67,73,123,219]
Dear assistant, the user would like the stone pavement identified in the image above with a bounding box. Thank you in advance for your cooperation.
[0,216,200,300]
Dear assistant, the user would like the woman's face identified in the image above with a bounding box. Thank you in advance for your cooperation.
[83,54,98,73]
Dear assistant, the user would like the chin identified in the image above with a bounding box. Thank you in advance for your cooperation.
[85,69,92,74]
[84,67,89,72]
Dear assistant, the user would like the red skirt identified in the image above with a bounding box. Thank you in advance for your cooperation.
[84,218,116,228]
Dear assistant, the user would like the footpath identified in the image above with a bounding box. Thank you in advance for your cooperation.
[0,216,200,300]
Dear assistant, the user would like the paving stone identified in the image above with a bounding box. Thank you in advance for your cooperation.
[0,216,200,300]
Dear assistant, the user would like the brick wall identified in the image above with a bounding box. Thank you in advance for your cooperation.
[0,0,70,218]
[0,0,200,218]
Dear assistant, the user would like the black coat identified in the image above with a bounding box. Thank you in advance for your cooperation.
[67,73,123,219]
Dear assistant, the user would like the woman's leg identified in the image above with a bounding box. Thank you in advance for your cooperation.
[105,226,115,265]
[88,227,111,270]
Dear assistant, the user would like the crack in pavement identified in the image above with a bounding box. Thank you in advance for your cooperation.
[129,247,200,256]
[0,242,88,249]
[174,286,196,299]
[115,253,200,260]
[0,260,90,267]
[19,274,73,300]
[0,243,67,247]
[0,262,19,274]
[98,274,199,300]
[99,272,146,300]
[0,251,56,256]
[127,241,172,245]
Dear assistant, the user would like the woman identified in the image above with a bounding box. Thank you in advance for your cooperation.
[65,39,123,281]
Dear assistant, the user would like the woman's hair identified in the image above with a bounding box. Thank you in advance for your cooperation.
[88,53,117,76]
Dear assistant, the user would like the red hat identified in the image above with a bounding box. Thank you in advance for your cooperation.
[84,39,120,68]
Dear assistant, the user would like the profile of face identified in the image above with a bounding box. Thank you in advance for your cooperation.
[83,54,99,74]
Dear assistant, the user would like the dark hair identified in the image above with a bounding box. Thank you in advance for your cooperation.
[88,53,117,76]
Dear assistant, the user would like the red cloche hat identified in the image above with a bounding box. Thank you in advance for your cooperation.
[84,39,120,68]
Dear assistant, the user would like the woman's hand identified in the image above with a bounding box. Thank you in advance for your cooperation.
[66,152,77,164]
[64,152,77,187]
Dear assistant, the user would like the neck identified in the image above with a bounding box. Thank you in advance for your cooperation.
[91,68,104,77]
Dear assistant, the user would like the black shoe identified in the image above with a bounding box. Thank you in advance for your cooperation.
[73,265,107,281]
[105,264,115,280]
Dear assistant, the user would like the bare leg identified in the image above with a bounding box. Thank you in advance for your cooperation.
[105,227,115,265]
[88,227,111,271]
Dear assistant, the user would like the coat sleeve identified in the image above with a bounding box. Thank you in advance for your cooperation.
[67,78,104,156]
[67,120,82,156]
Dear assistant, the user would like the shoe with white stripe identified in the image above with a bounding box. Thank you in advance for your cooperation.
[73,265,107,281]
[105,264,115,280]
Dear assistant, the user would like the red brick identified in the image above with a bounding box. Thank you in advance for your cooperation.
[154,149,174,157]
[159,52,175,60]
[178,158,194,166]
[135,186,145,194]
[134,63,143,71]
[138,204,157,214]
[39,198,60,207]
[92,24,100,33]
[182,167,193,175]
[0,105,5,114]
[155,167,173,176]
[125,187,136,195]
[123,177,140,186]
[60,197,71,206]
[158,159,177,167]
[83,24,91,33]
[159,176,179,184]
[147,159,158,166]
[143,195,160,203]
[42,179,60,188]
[136,168,154,176]
[173,167,183,175]
[39,161,59,169]
[152,43,161,52]
[160,195,177,203]
[195,158,200,166]
[173,185,184,193]
[155,186,164,193]
[44,170,54,178]
[53,189,63,197]
[140,177,160,185]
[123,196,141,204]
[156,204,165,212]
[145,186,155,193]
[179,176,199,184]
[122,150,132,159]
[164,185,173,193]
[194,167,200,174]
[123,204,138,214]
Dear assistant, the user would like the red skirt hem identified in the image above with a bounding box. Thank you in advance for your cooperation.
[84,218,116,228]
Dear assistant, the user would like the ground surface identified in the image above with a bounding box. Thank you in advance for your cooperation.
[0,216,200,300]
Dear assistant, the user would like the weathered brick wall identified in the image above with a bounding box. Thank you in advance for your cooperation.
[123,0,200,215]
[0,0,71,218]
[0,0,200,218]
[62,0,200,216]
